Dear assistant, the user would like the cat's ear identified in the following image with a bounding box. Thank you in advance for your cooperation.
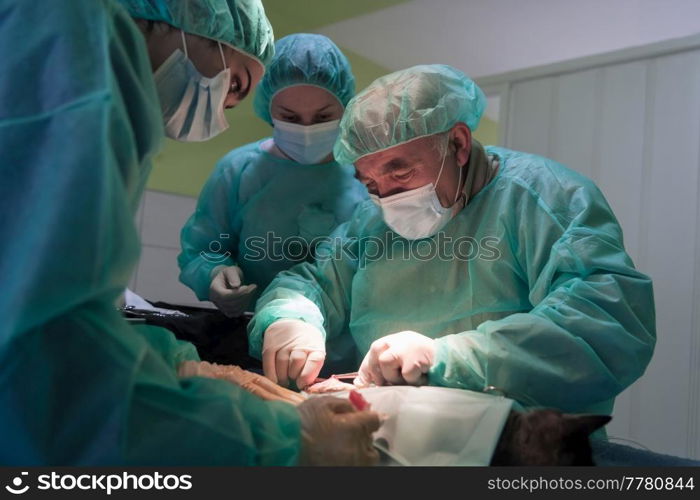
[562,414,612,436]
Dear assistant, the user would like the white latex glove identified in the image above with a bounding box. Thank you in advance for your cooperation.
[208,265,257,317]
[297,396,381,466]
[354,331,436,388]
[262,319,326,388]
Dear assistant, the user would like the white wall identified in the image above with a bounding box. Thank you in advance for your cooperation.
[131,190,213,308]
[319,0,700,79]
[502,42,700,459]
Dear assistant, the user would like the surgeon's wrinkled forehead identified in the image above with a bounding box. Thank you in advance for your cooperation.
[354,134,442,178]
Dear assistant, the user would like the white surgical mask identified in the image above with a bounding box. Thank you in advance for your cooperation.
[370,144,462,240]
[154,31,230,142]
[272,118,341,164]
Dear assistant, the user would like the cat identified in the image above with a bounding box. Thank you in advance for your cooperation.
[490,409,612,466]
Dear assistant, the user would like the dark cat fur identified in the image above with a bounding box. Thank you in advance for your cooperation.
[490,409,611,466]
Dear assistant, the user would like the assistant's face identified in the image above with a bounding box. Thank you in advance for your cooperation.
[145,27,264,109]
[270,85,344,126]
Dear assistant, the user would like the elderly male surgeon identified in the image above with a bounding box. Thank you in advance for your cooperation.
[248,64,656,416]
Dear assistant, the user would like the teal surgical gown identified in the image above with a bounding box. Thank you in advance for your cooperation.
[249,144,656,414]
[178,141,367,304]
[0,0,301,465]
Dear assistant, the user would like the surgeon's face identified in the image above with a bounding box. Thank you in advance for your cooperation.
[270,85,344,126]
[354,123,472,208]
[144,26,264,109]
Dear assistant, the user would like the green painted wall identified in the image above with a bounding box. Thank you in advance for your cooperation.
[473,116,499,147]
[261,0,409,37]
[147,1,408,197]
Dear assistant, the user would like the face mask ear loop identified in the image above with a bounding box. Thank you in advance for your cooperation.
[217,41,227,70]
[180,30,188,58]
[452,154,464,204]
[433,135,449,192]
[443,135,463,205]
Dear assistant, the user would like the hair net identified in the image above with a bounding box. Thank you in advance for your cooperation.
[334,64,486,164]
[253,33,355,125]
[117,0,275,67]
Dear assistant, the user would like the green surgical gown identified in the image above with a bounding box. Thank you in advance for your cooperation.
[249,144,656,415]
[0,0,301,465]
[178,141,367,304]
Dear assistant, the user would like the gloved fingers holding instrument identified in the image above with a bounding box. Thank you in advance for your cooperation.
[355,331,436,388]
[262,319,326,389]
[208,265,257,317]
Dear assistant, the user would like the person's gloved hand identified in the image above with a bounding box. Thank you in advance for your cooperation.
[208,265,257,317]
[354,331,436,387]
[262,319,326,388]
[297,396,381,466]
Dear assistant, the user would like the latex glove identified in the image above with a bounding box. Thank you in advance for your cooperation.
[354,331,436,387]
[208,265,257,317]
[262,319,326,389]
[297,396,381,466]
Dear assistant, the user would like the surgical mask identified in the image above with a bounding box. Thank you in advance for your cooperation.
[272,119,341,165]
[370,143,462,240]
[154,30,230,142]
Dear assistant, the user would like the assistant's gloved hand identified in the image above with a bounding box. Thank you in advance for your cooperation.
[354,331,436,387]
[208,265,257,317]
[297,396,381,466]
[262,319,326,388]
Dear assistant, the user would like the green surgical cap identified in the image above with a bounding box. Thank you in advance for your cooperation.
[253,33,355,125]
[334,64,486,164]
[117,0,274,67]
